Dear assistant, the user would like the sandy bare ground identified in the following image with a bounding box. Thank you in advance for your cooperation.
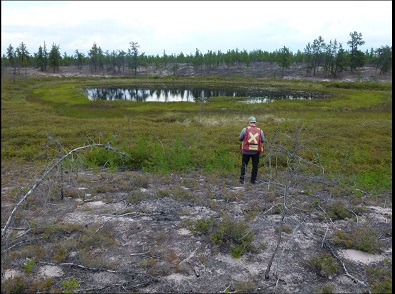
[1,165,392,293]
[5,62,392,83]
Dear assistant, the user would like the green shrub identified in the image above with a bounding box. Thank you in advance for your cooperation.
[83,146,125,171]
[317,283,335,294]
[61,277,79,294]
[1,276,28,293]
[1,276,53,294]
[24,259,36,273]
[332,224,383,253]
[310,253,341,277]
[366,260,392,294]
[324,201,354,220]
[233,281,257,293]
[275,224,292,234]
[194,218,211,234]
[193,215,254,257]
[371,277,392,294]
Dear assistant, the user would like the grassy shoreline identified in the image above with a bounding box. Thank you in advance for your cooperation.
[1,75,392,194]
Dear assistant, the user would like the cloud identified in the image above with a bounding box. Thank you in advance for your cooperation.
[1,1,392,57]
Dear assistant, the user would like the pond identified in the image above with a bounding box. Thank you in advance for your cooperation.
[85,87,327,103]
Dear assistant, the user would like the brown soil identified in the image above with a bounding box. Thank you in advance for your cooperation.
[1,64,392,293]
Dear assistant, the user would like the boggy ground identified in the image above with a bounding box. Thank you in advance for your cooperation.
[1,162,392,293]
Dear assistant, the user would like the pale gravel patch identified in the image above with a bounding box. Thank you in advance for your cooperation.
[91,271,124,285]
[3,269,23,280]
[215,253,263,276]
[85,200,106,207]
[38,265,64,278]
[177,228,193,236]
[165,273,190,282]
[339,249,386,265]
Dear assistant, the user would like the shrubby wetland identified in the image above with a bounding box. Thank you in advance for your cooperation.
[1,63,392,293]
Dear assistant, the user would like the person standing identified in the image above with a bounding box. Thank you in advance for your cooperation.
[239,116,265,184]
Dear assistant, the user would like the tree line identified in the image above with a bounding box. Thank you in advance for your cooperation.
[2,31,392,78]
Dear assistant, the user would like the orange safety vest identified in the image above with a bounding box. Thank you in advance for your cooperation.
[241,126,263,152]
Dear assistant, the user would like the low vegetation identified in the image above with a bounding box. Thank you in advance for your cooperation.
[1,74,391,192]
[1,70,392,293]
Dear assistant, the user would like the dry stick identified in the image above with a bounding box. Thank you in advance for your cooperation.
[179,246,199,265]
[323,241,369,290]
[39,261,119,273]
[274,215,308,281]
[317,204,340,230]
[266,124,311,280]
[130,250,150,256]
[2,236,44,253]
[155,135,165,156]
[1,142,125,238]
[264,213,285,279]
[346,208,359,223]
[94,217,113,234]
[95,211,163,234]
[266,126,280,189]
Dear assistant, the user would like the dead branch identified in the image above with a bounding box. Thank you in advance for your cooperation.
[264,123,322,281]
[274,215,308,276]
[264,213,285,279]
[317,204,340,230]
[38,261,120,273]
[323,241,370,291]
[130,250,150,256]
[1,142,126,238]
[179,246,200,265]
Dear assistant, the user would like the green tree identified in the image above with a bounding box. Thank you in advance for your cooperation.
[192,48,203,71]
[6,44,17,80]
[277,46,292,77]
[162,49,168,69]
[322,39,337,77]
[334,43,348,77]
[62,51,73,66]
[48,43,61,73]
[311,36,325,75]
[294,49,304,63]
[117,50,126,74]
[6,44,16,69]
[97,46,104,74]
[347,31,365,72]
[36,45,45,71]
[304,42,314,76]
[43,41,49,71]
[375,45,392,74]
[109,50,117,73]
[88,42,99,73]
[103,50,111,72]
[74,49,85,70]
[128,41,140,76]
[16,42,30,78]
[322,39,347,78]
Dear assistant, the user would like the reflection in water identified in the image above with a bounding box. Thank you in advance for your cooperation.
[85,87,316,103]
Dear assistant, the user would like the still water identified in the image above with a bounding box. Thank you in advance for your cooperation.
[85,87,319,103]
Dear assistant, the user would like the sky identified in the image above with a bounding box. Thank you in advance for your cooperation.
[1,1,392,58]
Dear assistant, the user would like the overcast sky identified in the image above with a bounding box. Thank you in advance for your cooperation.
[1,1,392,58]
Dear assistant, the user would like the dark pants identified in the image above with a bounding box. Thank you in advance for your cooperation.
[240,152,260,184]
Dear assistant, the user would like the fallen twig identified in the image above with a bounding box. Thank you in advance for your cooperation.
[2,142,126,238]
[323,241,369,290]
